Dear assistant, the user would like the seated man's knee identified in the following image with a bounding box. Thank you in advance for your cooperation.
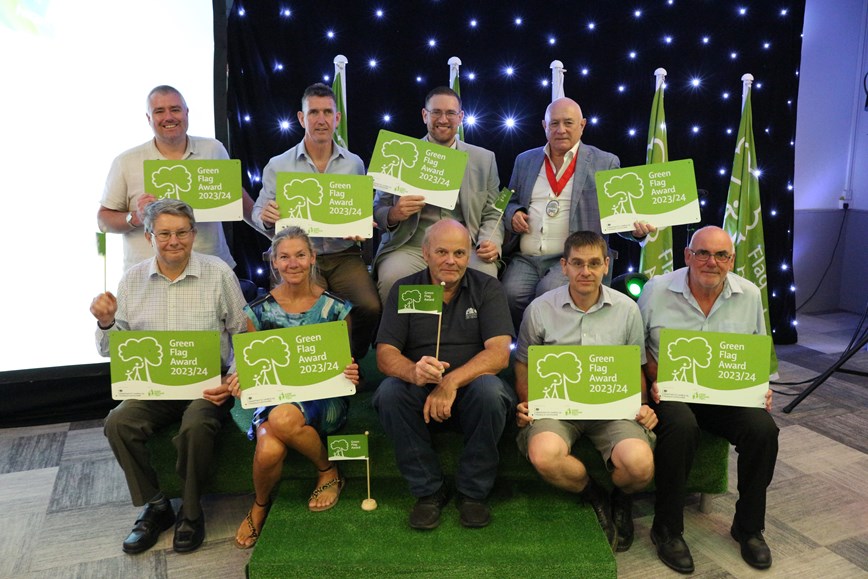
[372,378,420,413]
[742,410,780,445]
[527,433,572,478]
[656,403,700,438]
[464,376,514,411]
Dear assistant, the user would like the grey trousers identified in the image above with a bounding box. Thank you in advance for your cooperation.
[103,398,231,519]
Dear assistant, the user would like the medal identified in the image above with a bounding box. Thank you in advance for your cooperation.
[545,199,560,217]
[543,152,578,218]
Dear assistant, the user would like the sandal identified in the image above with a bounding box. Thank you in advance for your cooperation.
[308,463,345,512]
[234,498,271,549]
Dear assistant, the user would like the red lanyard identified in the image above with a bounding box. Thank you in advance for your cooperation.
[544,153,578,197]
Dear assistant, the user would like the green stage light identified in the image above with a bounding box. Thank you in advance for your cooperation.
[611,272,649,301]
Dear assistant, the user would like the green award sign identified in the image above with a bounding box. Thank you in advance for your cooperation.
[273,172,373,238]
[367,130,468,209]
[528,345,642,420]
[595,159,700,233]
[657,329,771,407]
[144,159,242,222]
[109,331,222,400]
[232,320,355,409]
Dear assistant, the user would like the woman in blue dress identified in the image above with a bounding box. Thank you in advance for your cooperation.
[228,226,359,549]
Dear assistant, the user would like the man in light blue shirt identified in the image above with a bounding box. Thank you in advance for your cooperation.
[514,231,657,552]
[638,225,778,573]
[253,83,380,361]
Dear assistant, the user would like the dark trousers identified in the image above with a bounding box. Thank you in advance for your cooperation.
[652,401,779,534]
[316,248,382,361]
[103,398,232,519]
[373,374,517,500]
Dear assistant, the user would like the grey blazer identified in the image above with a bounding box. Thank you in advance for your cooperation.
[504,142,620,237]
[373,137,503,268]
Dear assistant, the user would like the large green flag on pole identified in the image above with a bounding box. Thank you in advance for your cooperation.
[332,54,348,149]
[639,68,674,279]
[448,56,464,141]
[723,73,777,375]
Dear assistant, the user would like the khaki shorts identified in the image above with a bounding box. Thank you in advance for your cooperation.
[516,418,656,471]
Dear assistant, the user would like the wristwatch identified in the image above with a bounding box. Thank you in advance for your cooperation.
[125,211,136,229]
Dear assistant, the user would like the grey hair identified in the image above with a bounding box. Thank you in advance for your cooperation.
[146,85,187,113]
[143,198,196,233]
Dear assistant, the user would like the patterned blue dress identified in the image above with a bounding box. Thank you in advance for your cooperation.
[244,290,352,440]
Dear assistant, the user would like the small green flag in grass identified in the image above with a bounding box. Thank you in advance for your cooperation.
[327,434,368,461]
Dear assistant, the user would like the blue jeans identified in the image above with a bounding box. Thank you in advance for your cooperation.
[373,374,517,500]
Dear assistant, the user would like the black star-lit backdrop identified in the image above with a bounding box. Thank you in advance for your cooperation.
[225,0,803,344]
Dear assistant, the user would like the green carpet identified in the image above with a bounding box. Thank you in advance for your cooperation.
[248,477,616,578]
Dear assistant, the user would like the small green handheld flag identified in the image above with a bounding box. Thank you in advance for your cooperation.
[397,284,443,315]
[96,231,106,256]
[493,187,512,214]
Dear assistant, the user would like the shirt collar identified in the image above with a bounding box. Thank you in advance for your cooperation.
[296,140,344,164]
[669,268,742,302]
[149,136,194,160]
[543,139,581,166]
[148,251,201,282]
[555,283,611,314]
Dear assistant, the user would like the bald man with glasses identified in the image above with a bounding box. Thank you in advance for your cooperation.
[638,225,778,574]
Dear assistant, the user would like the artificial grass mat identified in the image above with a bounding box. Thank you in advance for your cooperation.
[247,476,617,578]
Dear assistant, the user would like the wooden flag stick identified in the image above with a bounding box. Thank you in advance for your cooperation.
[484,212,505,246]
[361,431,377,511]
[434,281,445,360]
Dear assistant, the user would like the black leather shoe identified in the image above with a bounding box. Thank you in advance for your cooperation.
[610,487,634,552]
[581,479,617,551]
[409,485,450,530]
[456,493,491,528]
[122,502,175,554]
[173,508,205,553]
[731,522,772,569]
[650,525,695,574]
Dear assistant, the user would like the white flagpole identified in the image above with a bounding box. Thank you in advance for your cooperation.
[448,56,462,89]
[654,67,667,91]
[448,56,463,141]
[361,430,377,511]
[741,73,754,111]
[550,60,565,101]
[334,54,348,104]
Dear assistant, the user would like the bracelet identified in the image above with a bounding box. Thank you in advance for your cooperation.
[98,319,116,330]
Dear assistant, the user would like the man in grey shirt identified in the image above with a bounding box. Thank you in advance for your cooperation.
[514,231,657,552]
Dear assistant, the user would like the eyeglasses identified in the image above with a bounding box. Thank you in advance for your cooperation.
[152,228,194,242]
[566,259,606,271]
[688,249,733,263]
[426,109,461,120]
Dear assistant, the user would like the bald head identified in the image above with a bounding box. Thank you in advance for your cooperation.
[544,98,586,157]
[422,219,471,288]
[685,225,735,295]
[689,226,734,253]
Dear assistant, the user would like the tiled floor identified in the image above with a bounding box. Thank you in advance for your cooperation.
[1,311,866,578]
